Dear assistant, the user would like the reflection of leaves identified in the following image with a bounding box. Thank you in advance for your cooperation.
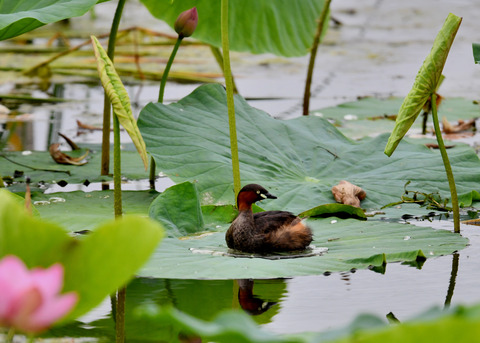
[138,84,480,213]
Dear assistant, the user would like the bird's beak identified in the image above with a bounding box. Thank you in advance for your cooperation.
[264,192,277,199]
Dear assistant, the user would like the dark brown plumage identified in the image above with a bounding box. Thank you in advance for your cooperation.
[226,184,313,253]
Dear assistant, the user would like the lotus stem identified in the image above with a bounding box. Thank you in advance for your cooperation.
[209,45,238,94]
[221,0,242,198]
[113,113,122,218]
[6,328,14,343]
[149,36,183,189]
[115,287,126,343]
[101,0,127,176]
[303,0,331,116]
[431,93,460,233]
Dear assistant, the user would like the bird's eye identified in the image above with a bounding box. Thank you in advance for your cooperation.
[256,190,260,194]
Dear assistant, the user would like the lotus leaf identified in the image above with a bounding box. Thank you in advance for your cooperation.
[137,84,480,215]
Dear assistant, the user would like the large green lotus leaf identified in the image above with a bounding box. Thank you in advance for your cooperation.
[140,0,328,57]
[0,0,101,41]
[0,148,147,185]
[137,83,480,214]
[0,189,164,322]
[139,216,467,279]
[314,97,480,138]
[31,190,158,232]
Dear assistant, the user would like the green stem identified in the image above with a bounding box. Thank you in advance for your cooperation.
[431,93,460,233]
[221,0,241,199]
[113,113,122,218]
[159,37,183,103]
[101,0,127,176]
[116,287,127,343]
[209,45,238,94]
[303,0,331,116]
[149,36,183,189]
[6,328,14,343]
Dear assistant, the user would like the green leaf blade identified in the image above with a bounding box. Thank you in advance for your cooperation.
[140,0,328,57]
[384,13,462,156]
[0,0,100,41]
[91,35,148,170]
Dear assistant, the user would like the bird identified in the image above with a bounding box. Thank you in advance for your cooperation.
[226,184,313,254]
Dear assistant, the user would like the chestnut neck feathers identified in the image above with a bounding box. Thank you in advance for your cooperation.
[236,184,277,211]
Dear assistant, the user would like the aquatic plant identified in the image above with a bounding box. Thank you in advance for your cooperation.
[149,7,199,189]
[0,255,77,339]
[384,13,462,232]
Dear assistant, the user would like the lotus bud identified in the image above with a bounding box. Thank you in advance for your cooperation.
[174,7,198,38]
[0,255,78,333]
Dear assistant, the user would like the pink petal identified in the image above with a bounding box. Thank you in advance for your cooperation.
[9,287,43,332]
[31,263,64,298]
[28,292,78,332]
[0,256,34,318]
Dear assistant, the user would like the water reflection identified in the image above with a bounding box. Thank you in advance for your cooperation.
[237,279,277,315]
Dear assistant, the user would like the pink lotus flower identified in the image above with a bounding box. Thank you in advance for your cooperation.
[174,7,198,38]
[0,255,77,333]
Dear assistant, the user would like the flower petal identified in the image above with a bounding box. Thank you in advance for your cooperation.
[29,292,78,332]
[31,263,64,298]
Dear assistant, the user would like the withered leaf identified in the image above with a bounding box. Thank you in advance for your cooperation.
[332,180,366,208]
[49,143,89,166]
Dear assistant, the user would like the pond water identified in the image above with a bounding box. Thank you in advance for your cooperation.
[2,0,480,341]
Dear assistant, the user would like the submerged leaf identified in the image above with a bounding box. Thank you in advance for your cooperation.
[384,13,462,156]
[91,36,148,170]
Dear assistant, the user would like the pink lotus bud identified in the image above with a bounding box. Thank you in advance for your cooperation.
[174,7,198,38]
[0,255,77,333]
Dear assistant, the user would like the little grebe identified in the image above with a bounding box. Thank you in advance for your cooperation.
[226,184,313,253]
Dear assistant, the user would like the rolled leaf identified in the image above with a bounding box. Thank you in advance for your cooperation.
[91,35,148,170]
[384,13,462,156]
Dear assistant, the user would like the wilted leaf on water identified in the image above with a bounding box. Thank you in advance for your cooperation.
[384,13,462,156]
[442,117,476,134]
[49,143,89,166]
[91,35,148,170]
[137,84,480,214]
[0,0,100,41]
[0,147,148,185]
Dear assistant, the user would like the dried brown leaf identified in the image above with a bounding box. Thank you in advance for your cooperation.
[49,143,89,166]
[331,180,366,208]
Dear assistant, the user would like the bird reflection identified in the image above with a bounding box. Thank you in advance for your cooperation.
[237,279,277,315]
